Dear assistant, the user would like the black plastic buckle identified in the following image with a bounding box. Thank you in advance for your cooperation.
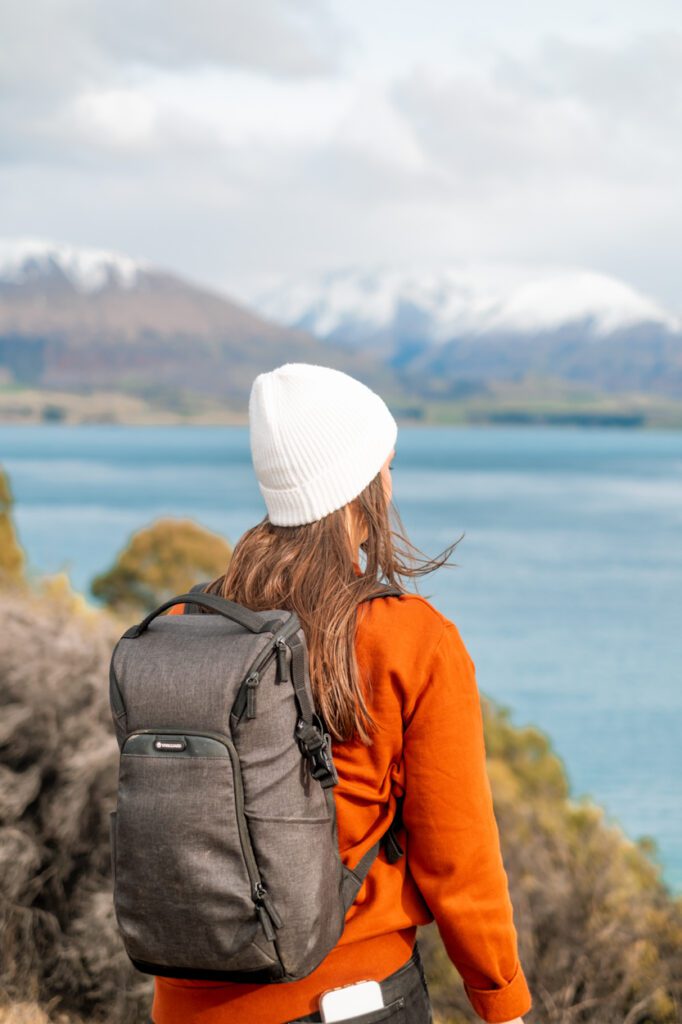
[309,738,338,789]
[295,716,338,789]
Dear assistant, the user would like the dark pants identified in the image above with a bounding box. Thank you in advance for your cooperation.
[285,940,433,1023]
[149,940,433,1024]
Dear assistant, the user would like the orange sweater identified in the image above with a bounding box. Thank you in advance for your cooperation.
[152,577,532,1024]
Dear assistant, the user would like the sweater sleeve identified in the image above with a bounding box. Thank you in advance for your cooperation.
[401,619,532,1023]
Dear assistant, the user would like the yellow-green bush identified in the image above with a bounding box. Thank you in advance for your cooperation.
[0,467,25,587]
[90,517,232,615]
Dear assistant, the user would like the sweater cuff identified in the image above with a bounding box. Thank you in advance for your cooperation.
[463,959,533,1023]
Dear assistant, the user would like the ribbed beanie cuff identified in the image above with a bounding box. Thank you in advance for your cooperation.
[249,363,398,526]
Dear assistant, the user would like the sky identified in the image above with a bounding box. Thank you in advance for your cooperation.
[1,0,681,311]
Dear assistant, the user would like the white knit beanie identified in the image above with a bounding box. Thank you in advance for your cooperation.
[248,362,398,526]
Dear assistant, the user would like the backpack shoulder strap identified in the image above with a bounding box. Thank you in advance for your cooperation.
[341,580,405,907]
[341,795,405,912]
[358,582,403,603]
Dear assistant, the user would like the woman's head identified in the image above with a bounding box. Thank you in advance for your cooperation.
[247,362,398,528]
[205,363,460,744]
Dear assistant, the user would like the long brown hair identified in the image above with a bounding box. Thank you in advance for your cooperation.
[203,467,463,745]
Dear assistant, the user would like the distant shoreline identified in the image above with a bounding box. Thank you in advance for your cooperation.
[1,383,681,429]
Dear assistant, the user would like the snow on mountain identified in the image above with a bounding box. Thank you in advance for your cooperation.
[0,237,152,293]
[4,240,679,346]
[249,263,682,345]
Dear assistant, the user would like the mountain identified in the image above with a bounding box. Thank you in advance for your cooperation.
[250,265,682,398]
[0,239,396,407]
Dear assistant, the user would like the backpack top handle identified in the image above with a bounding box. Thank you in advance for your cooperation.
[122,592,273,639]
[124,579,404,641]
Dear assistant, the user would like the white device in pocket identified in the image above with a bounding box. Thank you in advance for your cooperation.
[319,978,384,1022]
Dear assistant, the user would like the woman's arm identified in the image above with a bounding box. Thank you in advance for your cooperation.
[401,619,532,1024]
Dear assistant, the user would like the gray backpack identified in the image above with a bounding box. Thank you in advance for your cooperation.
[108,582,405,982]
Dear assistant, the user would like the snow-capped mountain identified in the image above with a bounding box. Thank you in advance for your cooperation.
[245,262,682,399]
[0,238,388,402]
[0,238,151,294]
[250,263,682,348]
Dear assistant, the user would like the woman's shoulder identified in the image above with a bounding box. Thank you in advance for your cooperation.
[357,588,454,653]
[355,590,476,715]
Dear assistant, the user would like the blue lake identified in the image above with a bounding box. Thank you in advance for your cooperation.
[1,423,681,893]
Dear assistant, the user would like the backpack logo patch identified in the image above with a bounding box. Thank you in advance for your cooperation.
[153,737,187,752]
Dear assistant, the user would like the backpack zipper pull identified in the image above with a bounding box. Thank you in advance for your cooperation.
[253,882,282,939]
[245,672,260,719]
[275,637,290,683]
[255,902,276,943]
[260,887,283,929]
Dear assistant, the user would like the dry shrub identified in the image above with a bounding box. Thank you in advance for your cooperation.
[0,997,81,1024]
[0,586,151,1023]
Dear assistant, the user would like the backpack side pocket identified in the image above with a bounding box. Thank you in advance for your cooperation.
[113,731,280,977]
[244,810,345,980]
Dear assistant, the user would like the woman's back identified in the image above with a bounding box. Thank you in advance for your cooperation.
[151,585,531,1024]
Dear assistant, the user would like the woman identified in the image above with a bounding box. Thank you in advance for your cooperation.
[151,362,532,1024]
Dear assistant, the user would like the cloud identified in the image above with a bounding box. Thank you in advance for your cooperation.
[88,0,343,77]
[391,32,682,193]
[493,31,682,123]
[0,0,342,87]
[0,8,681,312]
[0,0,344,161]
[392,67,592,192]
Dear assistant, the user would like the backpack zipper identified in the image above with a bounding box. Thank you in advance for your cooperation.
[232,614,299,723]
[275,636,290,683]
[253,881,283,941]
[245,672,260,719]
[123,726,284,952]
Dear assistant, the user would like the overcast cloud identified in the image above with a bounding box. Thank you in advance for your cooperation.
[1,0,681,312]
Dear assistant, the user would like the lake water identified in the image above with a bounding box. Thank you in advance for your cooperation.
[1,424,681,893]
